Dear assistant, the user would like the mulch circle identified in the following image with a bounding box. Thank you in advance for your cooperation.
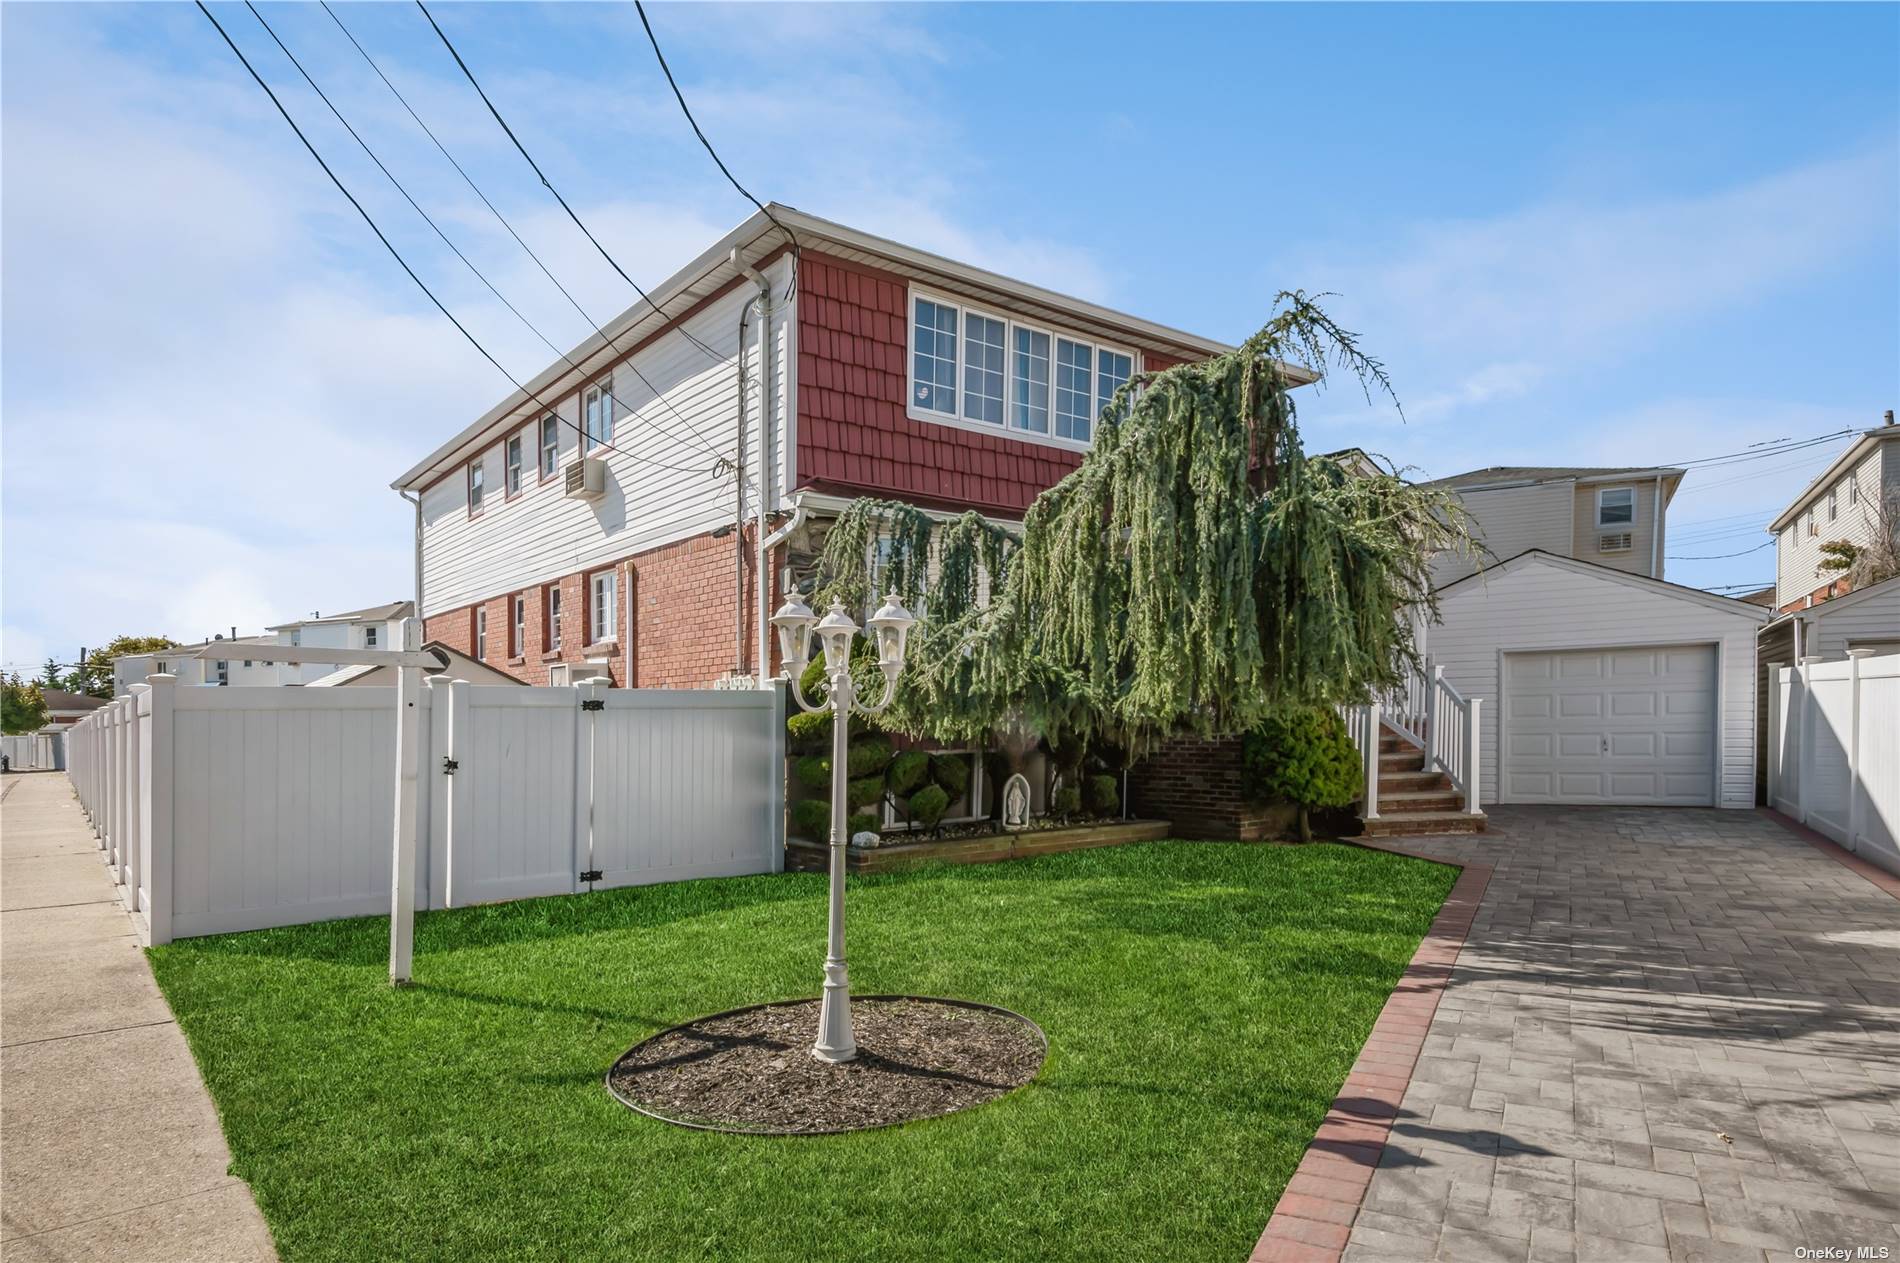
[606,995,1046,1135]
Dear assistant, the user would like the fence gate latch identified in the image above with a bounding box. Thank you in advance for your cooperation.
[440,757,458,775]
[580,698,605,712]
[579,869,604,883]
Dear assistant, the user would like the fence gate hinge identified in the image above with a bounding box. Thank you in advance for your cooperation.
[579,869,603,883]
[580,698,605,712]
[441,757,458,775]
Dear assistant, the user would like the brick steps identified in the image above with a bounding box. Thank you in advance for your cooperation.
[1362,725,1484,837]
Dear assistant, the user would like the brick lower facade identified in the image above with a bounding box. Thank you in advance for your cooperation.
[423,528,781,689]
[1127,735,1293,841]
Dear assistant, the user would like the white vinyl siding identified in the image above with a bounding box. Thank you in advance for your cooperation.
[1429,555,1764,808]
[1775,442,1898,607]
[1804,579,1900,659]
[418,254,793,618]
[1428,481,1575,589]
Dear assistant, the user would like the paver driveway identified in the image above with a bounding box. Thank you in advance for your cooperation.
[1340,806,1900,1263]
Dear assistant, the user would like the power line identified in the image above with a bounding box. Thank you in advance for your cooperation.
[1667,539,1774,561]
[1663,428,1856,470]
[193,0,711,483]
[632,0,799,303]
[319,0,735,469]
[414,0,730,365]
[246,2,726,472]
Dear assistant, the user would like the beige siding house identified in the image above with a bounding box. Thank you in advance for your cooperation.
[1768,419,1900,611]
[1422,465,1682,588]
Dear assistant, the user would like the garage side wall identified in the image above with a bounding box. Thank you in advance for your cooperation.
[1431,562,1761,809]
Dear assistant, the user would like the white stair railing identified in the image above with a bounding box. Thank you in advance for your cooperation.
[1344,659,1483,817]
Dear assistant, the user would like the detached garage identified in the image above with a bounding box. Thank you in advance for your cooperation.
[1428,551,1769,809]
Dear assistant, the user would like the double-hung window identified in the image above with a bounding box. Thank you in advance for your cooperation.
[467,458,485,518]
[539,415,559,479]
[910,290,1134,447]
[505,435,523,497]
[1596,487,1634,527]
[364,626,378,648]
[589,570,617,644]
[583,378,614,451]
[510,594,525,657]
[1827,489,1838,522]
[474,607,487,660]
[545,584,563,652]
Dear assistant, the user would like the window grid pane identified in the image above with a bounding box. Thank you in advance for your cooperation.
[540,416,559,475]
[962,314,1006,424]
[1098,350,1132,423]
[1054,338,1094,441]
[912,298,957,414]
[1011,328,1050,433]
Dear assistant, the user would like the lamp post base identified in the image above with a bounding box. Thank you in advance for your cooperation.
[811,961,857,1063]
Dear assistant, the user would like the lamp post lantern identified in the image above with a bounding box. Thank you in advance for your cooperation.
[773,589,915,1063]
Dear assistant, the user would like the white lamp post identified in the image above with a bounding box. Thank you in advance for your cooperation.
[773,589,915,1063]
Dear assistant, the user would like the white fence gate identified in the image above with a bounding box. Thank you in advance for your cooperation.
[1768,650,1899,874]
[63,675,786,944]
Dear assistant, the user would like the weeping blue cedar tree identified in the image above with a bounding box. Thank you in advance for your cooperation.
[809,292,1470,758]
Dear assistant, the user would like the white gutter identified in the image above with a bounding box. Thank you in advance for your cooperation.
[735,252,775,684]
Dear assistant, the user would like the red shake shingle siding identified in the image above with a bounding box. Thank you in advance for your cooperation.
[795,253,1090,516]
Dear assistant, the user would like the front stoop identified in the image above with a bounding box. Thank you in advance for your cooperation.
[1360,728,1485,837]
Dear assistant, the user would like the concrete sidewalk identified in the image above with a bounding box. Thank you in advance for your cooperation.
[1,772,276,1262]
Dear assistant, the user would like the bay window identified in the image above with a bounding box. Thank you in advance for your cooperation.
[909,289,1135,447]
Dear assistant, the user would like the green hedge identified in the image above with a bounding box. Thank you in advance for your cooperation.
[907,783,950,828]
[1086,773,1120,816]
[929,753,970,797]
[846,776,885,811]
[887,750,930,795]
[847,735,894,778]
[793,755,831,792]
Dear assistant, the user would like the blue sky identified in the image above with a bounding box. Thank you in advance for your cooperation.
[3,2,1896,673]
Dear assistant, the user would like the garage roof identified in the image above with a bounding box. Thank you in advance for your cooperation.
[1437,549,1772,621]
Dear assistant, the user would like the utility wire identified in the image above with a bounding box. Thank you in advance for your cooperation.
[1664,429,1857,471]
[247,2,726,472]
[414,0,731,364]
[1667,539,1775,561]
[632,0,799,303]
[194,0,711,479]
[319,0,735,469]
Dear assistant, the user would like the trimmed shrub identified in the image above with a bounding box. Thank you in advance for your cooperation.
[1240,706,1360,841]
[798,655,827,699]
[847,734,894,777]
[1051,785,1082,817]
[847,811,883,839]
[791,797,830,840]
[793,755,831,792]
[887,750,930,795]
[847,775,885,810]
[786,710,832,753]
[929,753,970,797]
[1086,773,1120,816]
[907,783,950,829]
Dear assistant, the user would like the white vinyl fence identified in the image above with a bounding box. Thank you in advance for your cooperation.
[1768,650,1899,875]
[2,731,62,771]
[64,675,785,944]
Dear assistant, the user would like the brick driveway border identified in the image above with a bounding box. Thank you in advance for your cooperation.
[1250,805,1900,1263]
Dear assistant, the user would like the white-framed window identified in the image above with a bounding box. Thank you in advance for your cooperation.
[589,570,616,645]
[548,663,571,687]
[545,584,562,652]
[1596,486,1634,527]
[1848,471,1860,504]
[289,629,301,647]
[539,414,560,479]
[511,594,526,657]
[505,435,523,497]
[1807,510,1818,538]
[908,289,1135,448]
[474,607,487,660]
[1826,489,1838,522]
[467,458,485,518]
[214,661,229,686]
[363,626,378,648]
[583,378,614,451]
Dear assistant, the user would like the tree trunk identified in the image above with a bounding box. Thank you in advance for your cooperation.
[1296,804,1312,844]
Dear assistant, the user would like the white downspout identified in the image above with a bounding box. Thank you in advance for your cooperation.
[1651,473,1664,578]
[399,490,423,620]
[734,250,775,683]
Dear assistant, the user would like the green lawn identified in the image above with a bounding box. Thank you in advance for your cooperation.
[149,841,1454,1263]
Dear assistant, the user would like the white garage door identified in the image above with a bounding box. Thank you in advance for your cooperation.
[1502,645,1717,805]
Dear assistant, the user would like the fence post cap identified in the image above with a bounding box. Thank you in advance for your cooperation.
[1798,655,1825,665]
[1845,647,1878,658]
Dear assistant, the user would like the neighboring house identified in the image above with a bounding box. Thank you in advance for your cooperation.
[306,641,524,688]
[1427,551,1768,809]
[38,688,107,728]
[1767,416,1899,612]
[1420,465,1684,589]
[391,206,1309,689]
[111,602,416,693]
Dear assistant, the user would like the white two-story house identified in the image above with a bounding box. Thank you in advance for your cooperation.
[1410,462,1768,811]
[1767,417,1899,615]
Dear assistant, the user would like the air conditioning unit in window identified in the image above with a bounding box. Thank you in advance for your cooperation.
[1598,532,1633,553]
[564,457,606,501]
